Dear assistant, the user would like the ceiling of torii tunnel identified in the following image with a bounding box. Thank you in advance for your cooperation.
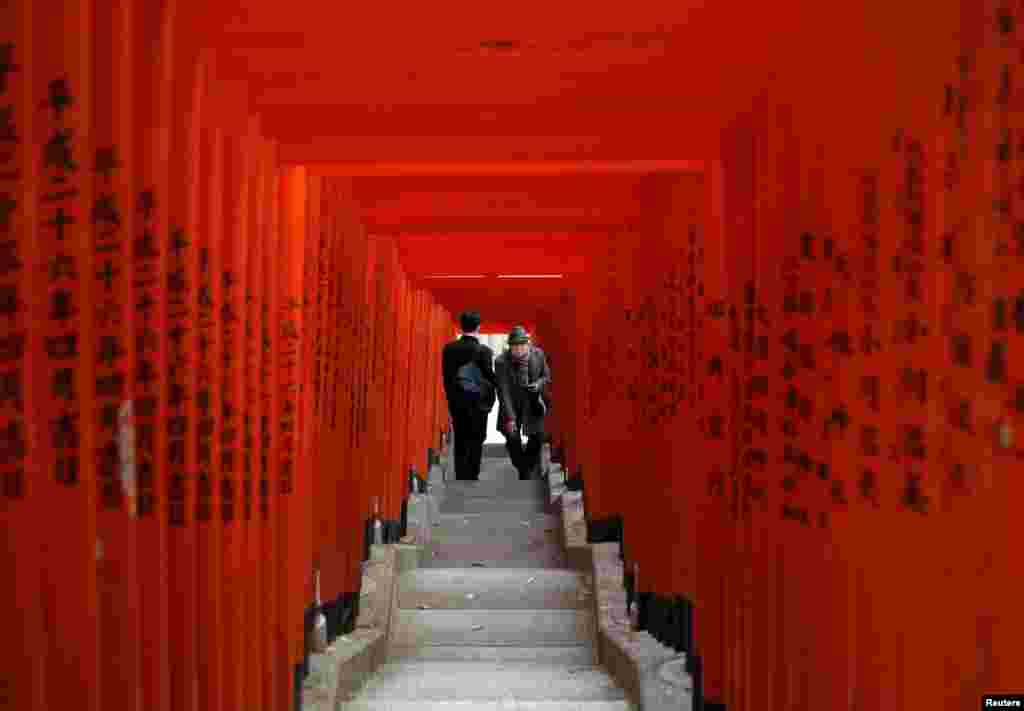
[186,0,962,332]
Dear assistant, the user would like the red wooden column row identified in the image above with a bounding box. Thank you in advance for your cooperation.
[91,0,141,705]
[0,5,458,709]
[0,2,46,709]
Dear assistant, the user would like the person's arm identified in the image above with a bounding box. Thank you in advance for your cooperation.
[479,345,498,385]
[441,345,456,408]
[528,349,552,391]
[494,357,517,430]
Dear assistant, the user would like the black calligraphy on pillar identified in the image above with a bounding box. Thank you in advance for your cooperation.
[0,46,25,500]
[40,76,83,488]
[166,224,191,523]
[859,175,882,324]
[133,188,160,515]
[92,145,127,510]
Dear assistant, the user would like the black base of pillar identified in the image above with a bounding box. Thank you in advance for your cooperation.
[586,515,622,545]
[636,591,652,631]
[321,597,338,644]
[565,475,584,491]
[293,663,304,711]
[687,653,705,711]
[342,591,359,634]
[302,605,316,675]
[323,592,359,643]
[680,599,691,652]
[363,519,374,561]
[383,519,403,543]
[623,570,635,611]
[655,594,671,647]
[705,701,726,710]
[400,498,409,538]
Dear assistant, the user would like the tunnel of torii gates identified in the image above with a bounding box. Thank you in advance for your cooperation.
[1,0,1023,709]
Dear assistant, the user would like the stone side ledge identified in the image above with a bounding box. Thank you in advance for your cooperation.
[303,539,424,710]
[547,468,693,711]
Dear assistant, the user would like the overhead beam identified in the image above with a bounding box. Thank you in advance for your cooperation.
[310,160,704,177]
[278,134,718,164]
[401,254,588,276]
[361,221,636,234]
[374,230,608,243]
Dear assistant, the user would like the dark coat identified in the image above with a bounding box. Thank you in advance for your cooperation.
[494,346,552,437]
[442,335,497,414]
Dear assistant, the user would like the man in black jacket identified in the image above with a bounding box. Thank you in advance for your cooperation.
[442,311,497,481]
[495,325,552,480]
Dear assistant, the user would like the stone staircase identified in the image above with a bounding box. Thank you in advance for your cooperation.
[341,451,634,710]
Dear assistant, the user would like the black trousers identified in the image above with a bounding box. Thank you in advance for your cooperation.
[451,408,487,481]
[504,429,544,480]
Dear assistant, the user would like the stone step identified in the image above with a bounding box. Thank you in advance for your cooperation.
[434,512,562,536]
[385,645,597,665]
[439,497,549,515]
[438,479,547,498]
[430,524,560,547]
[343,700,632,711]
[389,609,593,648]
[355,661,626,701]
[423,544,567,569]
[397,569,589,610]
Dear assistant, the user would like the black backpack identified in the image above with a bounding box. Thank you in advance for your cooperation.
[455,349,496,411]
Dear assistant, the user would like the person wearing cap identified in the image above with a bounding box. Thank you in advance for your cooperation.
[494,325,552,480]
[442,310,498,481]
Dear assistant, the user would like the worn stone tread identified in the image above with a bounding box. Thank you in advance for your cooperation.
[342,701,632,710]
[385,645,597,664]
[398,569,587,610]
[390,609,593,647]
[357,661,626,701]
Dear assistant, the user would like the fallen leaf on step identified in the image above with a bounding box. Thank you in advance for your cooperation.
[471,625,485,631]
[526,576,537,584]
[417,604,431,610]
[471,562,487,567]
[465,593,476,600]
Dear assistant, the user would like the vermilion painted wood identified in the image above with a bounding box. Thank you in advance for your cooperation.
[0,4,47,708]
[89,0,138,707]
[260,132,279,711]
[394,274,410,518]
[165,14,203,709]
[744,104,787,711]
[32,1,101,708]
[219,111,250,711]
[655,177,700,607]
[968,29,1015,696]
[361,235,380,543]
[346,210,369,593]
[245,125,271,711]
[717,117,757,711]
[818,127,860,711]
[302,173,322,618]
[131,3,174,708]
[317,183,342,608]
[261,139,281,711]
[885,100,948,711]
[998,2,1024,681]
[195,113,225,711]
[694,158,731,703]
[280,166,309,695]
[385,244,402,520]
